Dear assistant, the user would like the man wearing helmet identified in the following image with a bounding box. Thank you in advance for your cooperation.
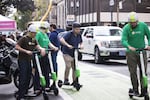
[15,24,46,100]
[60,22,83,85]
[122,12,150,96]
[33,23,58,94]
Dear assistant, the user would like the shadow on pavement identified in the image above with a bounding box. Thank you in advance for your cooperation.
[0,93,15,100]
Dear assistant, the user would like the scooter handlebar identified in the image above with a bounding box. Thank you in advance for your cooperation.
[136,48,148,51]
[32,49,53,54]
[73,47,81,50]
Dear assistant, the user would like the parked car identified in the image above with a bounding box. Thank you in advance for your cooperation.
[79,26,126,63]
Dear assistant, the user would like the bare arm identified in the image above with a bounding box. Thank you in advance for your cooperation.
[49,43,58,51]
[60,37,73,49]
[36,45,46,56]
[79,42,84,49]
[15,44,32,55]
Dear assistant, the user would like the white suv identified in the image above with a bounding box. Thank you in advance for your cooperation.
[79,26,126,63]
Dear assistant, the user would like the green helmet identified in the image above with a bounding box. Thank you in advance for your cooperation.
[128,12,138,22]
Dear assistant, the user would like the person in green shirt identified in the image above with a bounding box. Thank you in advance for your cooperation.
[122,12,150,97]
[33,23,58,95]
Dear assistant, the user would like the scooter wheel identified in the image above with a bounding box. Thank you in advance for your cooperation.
[43,93,49,100]
[144,95,149,100]
[128,88,133,98]
[129,95,133,98]
[54,88,59,96]
[75,84,81,91]
[58,80,63,88]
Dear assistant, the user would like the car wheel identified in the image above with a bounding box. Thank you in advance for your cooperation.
[94,47,104,64]
[78,52,82,61]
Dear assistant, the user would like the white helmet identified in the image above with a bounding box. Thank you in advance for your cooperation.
[28,24,37,33]
[39,22,50,29]
[128,12,138,22]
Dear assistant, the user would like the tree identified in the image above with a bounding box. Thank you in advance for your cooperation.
[0,0,35,15]
[0,0,12,15]
[12,0,35,13]
[16,11,33,31]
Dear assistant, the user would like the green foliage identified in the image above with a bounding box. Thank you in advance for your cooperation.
[16,11,32,31]
[0,0,35,30]
[0,0,35,15]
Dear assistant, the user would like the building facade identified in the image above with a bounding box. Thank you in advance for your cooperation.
[48,0,66,28]
[51,0,150,28]
[66,0,150,26]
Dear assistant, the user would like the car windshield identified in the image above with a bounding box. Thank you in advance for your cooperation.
[95,29,122,36]
[80,29,84,35]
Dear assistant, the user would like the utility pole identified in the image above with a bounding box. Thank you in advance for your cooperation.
[109,0,115,23]
[116,0,119,27]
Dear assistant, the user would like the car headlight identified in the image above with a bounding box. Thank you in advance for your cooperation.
[101,41,110,48]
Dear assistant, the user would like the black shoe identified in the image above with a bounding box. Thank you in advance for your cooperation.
[64,79,70,85]
[132,90,140,97]
[70,82,75,86]
[129,88,139,96]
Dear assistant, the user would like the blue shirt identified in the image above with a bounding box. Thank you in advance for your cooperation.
[49,30,60,48]
[62,31,82,57]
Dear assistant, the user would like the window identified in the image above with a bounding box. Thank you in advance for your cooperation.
[84,28,89,36]
[110,29,122,36]
[80,29,85,35]
[95,29,122,36]
[88,28,94,36]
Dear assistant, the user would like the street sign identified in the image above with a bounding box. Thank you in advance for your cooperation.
[66,15,75,21]
[109,0,114,6]
[119,1,123,9]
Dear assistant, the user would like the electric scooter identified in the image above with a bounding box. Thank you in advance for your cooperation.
[58,48,82,91]
[33,51,48,100]
[47,49,59,96]
[129,48,149,100]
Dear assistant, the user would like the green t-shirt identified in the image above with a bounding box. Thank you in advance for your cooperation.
[36,31,50,49]
[121,22,150,52]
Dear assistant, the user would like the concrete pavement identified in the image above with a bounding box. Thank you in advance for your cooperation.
[0,52,148,100]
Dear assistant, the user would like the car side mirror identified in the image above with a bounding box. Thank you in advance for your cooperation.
[86,34,93,38]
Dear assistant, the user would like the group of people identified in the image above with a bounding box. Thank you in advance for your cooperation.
[1,11,149,99]
[15,22,83,100]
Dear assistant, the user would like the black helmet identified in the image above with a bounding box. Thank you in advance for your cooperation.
[72,22,81,28]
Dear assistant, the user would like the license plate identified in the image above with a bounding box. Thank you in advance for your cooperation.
[119,51,126,56]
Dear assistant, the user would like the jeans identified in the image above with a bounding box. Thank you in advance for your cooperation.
[18,59,32,99]
[51,51,58,75]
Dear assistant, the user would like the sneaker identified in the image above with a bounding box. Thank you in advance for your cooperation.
[129,88,139,96]
[134,91,140,96]
[64,79,70,85]
[71,82,75,86]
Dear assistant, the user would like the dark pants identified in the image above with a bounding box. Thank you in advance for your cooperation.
[34,55,50,91]
[18,60,32,99]
[126,51,147,93]
[51,51,58,75]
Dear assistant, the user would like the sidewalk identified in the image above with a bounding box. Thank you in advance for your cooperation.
[57,53,146,100]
